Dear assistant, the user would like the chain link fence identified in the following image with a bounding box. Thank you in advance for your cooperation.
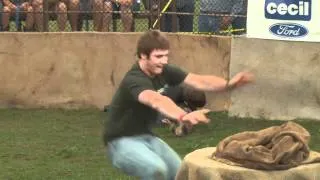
[0,0,247,35]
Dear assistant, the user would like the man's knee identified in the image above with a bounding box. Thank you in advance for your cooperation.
[68,0,80,9]
[120,3,132,13]
[57,2,67,12]
[26,6,34,13]
[32,0,42,7]
[108,140,170,179]
[103,1,112,11]
[2,6,12,13]
[93,0,104,8]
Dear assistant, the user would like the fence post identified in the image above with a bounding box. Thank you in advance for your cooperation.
[15,0,21,31]
[43,0,49,31]
[151,0,160,29]
[159,0,177,32]
[159,0,165,30]
[84,0,89,31]
[171,0,177,32]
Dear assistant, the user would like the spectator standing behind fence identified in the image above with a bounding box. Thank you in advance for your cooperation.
[92,0,133,32]
[1,0,34,31]
[199,0,247,35]
[160,0,194,32]
[32,0,80,31]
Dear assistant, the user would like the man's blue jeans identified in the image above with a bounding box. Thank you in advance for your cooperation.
[161,0,195,32]
[198,14,221,33]
[198,12,246,34]
[107,134,182,180]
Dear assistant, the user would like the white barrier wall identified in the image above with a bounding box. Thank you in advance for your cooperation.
[229,37,320,120]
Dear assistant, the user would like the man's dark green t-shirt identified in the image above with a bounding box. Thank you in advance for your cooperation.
[103,62,188,144]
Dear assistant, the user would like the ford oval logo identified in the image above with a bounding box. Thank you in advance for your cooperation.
[269,23,308,38]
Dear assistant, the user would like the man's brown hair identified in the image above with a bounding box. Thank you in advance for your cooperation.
[136,30,170,58]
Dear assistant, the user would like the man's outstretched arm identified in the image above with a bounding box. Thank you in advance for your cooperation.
[138,90,210,125]
[183,71,254,92]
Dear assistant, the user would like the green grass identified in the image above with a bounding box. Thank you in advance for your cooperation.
[0,109,319,180]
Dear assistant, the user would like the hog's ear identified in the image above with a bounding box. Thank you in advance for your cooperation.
[182,86,207,108]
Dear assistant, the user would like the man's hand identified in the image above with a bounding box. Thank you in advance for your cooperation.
[228,71,255,90]
[181,109,211,125]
